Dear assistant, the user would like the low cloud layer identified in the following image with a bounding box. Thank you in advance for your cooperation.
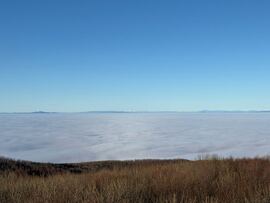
[0,113,270,163]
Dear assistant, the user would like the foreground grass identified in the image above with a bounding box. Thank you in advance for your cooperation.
[1,157,270,202]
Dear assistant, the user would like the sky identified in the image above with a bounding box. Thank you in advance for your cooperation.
[0,0,270,112]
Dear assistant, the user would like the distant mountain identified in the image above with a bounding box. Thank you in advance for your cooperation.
[83,111,131,113]
[199,110,270,113]
[31,111,57,114]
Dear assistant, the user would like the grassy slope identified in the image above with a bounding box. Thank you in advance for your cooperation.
[1,157,270,202]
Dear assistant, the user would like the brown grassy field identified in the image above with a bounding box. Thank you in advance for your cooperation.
[1,157,270,203]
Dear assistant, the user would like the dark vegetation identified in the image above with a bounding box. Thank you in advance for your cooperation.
[1,156,270,202]
[0,157,187,176]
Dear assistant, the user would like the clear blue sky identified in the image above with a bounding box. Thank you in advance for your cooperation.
[1,0,270,112]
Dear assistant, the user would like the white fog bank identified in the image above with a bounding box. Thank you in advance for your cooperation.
[0,112,270,163]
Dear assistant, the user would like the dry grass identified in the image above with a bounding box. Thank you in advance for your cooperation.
[1,157,270,202]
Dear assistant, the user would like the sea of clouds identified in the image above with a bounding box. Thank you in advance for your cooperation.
[0,112,270,163]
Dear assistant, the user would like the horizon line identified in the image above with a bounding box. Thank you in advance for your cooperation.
[1,110,270,114]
